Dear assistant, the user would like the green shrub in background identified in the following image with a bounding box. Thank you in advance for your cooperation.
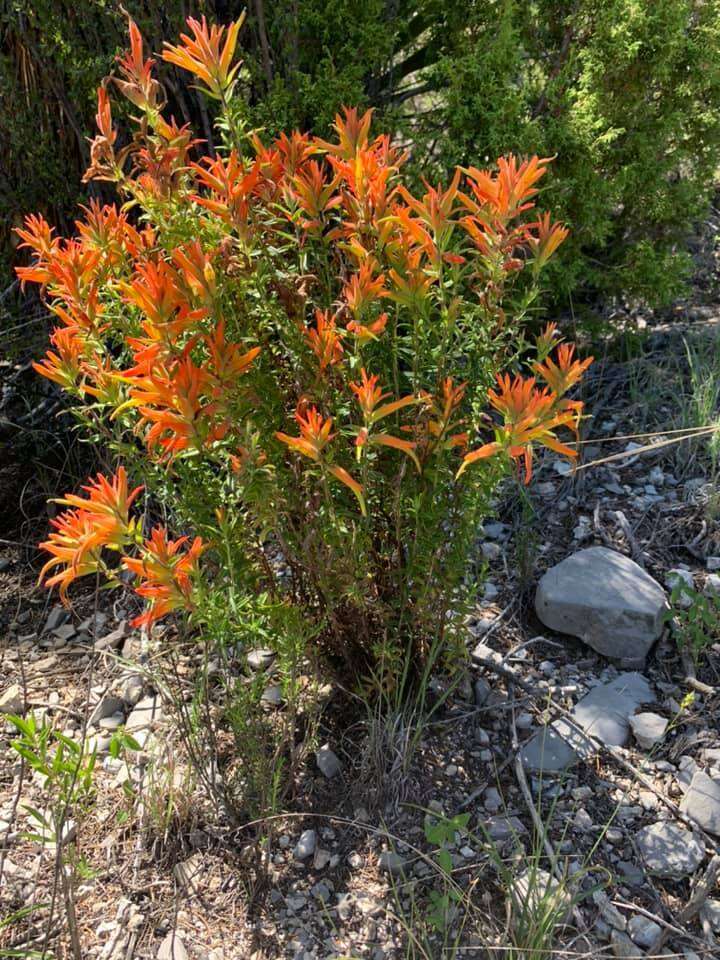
[3,0,720,307]
[424,0,720,306]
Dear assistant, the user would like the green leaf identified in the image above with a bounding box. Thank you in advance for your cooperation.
[436,848,452,874]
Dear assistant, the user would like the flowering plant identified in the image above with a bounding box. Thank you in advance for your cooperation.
[19,16,590,688]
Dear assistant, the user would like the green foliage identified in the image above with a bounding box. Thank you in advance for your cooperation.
[422,0,720,305]
[665,579,720,665]
[423,811,471,933]
[8,712,97,844]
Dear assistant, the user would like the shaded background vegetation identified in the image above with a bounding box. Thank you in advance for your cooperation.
[2,0,720,306]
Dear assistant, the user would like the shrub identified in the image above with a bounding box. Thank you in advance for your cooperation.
[19,16,590,694]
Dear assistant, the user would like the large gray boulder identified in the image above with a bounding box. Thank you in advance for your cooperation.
[535,547,667,659]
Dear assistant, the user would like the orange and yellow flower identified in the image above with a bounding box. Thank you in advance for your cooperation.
[533,343,593,398]
[459,373,584,483]
[32,326,87,392]
[350,370,421,470]
[162,14,244,98]
[276,404,335,461]
[304,309,344,371]
[39,468,143,599]
[123,527,205,627]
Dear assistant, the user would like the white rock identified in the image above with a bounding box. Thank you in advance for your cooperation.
[94,620,131,652]
[510,868,571,926]
[316,744,341,778]
[481,542,502,561]
[636,821,704,878]
[593,890,626,930]
[173,854,203,890]
[157,932,188,959]
[125,695,162,733]
[704,574,720,597]
[628,914,661,948]
[294,829,317,860]
[378,850,405,876]
[90,696,125,726]
[484,816,526,841]
[629,712,667,750]
[246,648,276,671]
[701,899,720,932]
[680,770,720,836]
[535,548,667,659]
[98,712,124,731]
[0,684,24,715]
[610,930,643,958]
[122,675,144,706]
[473,678,491,707]
[649,466,664,486]
[261,684,282,707]
[521,673,654,773]
[44,607,68,632]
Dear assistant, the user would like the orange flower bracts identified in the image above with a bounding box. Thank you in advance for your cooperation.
[20,15,590,641]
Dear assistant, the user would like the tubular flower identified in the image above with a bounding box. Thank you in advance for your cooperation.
[276,405,366,513]
[328,140,404,255]
[120,259,208,340]
[38,468,143,599]
[304,309,344,371]
[387,245,434,310]
[115,19,162,112]
[131,119,201,200]
[419,378,468,453]
[288,161,341,233]
[75,201,133,266]
[55,467,143,541]
[314,107,374,160]
[39,510,108,599]
[535,322,559,359]
[349,369,417,425]
[84,86,118,182]
[17,236,102,320]
[343,260,387,318]
[529,212,569,270]
[205,321,261,392]
[458,374,583,483]
[32,326,87,392]
[123,527,205,627]
[276,405,334,461]
[273,130,314,178]
[350,370,421,471]
[191,151,262,234]
[125,356,221,460]
[162,14,244,98]
[533,344,593,398]
[346,312,388,344]
[171,241,217,305]
[461,155,551,220]
[15,214,59,285]
[394,168,462,255]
